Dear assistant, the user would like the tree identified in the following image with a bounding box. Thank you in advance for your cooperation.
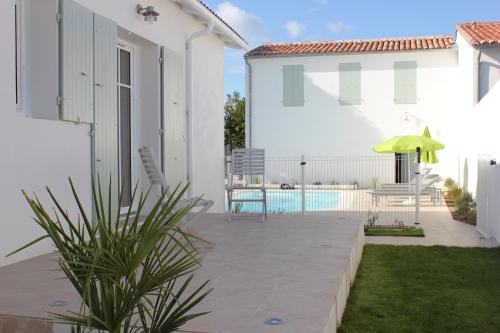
[224,91,245,150]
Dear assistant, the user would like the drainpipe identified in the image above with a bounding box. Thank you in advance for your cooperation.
[186,21,215,196]
[476,46,482,103]
[245,58,252,148]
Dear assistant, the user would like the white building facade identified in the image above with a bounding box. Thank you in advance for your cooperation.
[245,23,500,190]
[0,0,248,266]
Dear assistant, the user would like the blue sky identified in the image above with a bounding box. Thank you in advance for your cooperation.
[203,0,500,98]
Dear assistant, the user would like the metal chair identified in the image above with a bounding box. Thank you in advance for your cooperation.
[227,148,267,221]
[138,147,213,227]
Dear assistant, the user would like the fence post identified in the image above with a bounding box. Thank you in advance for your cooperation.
[415,147,421,225]
[301,155,306,215]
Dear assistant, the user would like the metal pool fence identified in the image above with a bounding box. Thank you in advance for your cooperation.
[225,154,434,226]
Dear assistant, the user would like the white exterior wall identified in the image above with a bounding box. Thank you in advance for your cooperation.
[0,0,227,266]
[247,49,460,182]
[455,34,500,194]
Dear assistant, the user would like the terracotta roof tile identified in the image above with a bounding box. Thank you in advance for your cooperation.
[457,22,500,47]
[246,36,454,58]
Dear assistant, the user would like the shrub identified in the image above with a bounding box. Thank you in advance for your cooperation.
[9,179,212,333]
[367,210,379,227]
[454,191,477,223]
[447,184,463,202]
[443,177,456,191]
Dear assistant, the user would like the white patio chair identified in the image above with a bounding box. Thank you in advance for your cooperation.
[138,147,213,227]
[227,148,267,221]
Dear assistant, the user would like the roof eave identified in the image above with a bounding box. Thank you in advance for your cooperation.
[170,0,250,50]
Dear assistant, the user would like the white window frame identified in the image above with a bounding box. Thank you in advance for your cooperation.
[117,41,136,213]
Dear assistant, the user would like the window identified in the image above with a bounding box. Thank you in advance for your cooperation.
[394,61,417,104]
[339,63,361,105]
[282,65,304,107]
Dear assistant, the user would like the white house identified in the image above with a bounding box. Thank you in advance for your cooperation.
[0,0,248,267]
[245,22,500,188]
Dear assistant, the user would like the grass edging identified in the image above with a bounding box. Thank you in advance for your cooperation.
[364,228,425,237]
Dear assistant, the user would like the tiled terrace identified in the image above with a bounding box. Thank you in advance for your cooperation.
[0,213,364,333]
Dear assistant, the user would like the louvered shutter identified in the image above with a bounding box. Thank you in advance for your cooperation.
[283,65,305,107]
[60,0,94,123]
[339,63,361,105]
[93,13,118,215]
[163,51,187,188]
[394,61,417,104]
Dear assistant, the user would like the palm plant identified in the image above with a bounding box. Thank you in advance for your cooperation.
[8,178,212,333]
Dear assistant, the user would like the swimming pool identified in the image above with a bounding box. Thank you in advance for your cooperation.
[226,190,342,213]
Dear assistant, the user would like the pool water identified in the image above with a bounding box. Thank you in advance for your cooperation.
[226,190,342,213]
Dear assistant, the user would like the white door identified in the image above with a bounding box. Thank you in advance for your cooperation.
[163,52,187,190]
[117,44,133,208]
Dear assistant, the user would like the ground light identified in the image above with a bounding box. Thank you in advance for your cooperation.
[264,318,285,325]
[48,300,68,307]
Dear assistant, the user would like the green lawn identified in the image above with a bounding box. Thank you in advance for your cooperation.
[364,228,425,237]
[339,245,500,333]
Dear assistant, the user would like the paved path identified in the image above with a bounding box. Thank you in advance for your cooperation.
[366,205,498,247]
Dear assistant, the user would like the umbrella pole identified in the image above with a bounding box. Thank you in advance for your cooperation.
[407,152,411,204]
[415,147,421,225]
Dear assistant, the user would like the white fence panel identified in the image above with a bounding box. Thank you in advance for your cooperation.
[476,158,500,242]
[226,154,428,226]
[476,158,490,237]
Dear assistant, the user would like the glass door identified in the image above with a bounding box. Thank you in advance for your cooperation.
[117,45,132,209]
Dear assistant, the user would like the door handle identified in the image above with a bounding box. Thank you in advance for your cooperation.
[95,83,102,87]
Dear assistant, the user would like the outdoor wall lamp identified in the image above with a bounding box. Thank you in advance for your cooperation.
[137,4,159,22]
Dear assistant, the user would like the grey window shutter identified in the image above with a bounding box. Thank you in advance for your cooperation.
[61,0,94,123]
[339,63,361,105]
[394,61,417,104]
[163,51,187,188]
[93,13,118,216]
[283,65,304,107]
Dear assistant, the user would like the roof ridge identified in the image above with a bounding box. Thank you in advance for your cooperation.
[457,21,500,27]
[247,36,454,57]
[259,35,454,47]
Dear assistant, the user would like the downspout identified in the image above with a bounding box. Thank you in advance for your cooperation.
[186,21,215,197]
[245,58,252,148]
[476,46,482,103]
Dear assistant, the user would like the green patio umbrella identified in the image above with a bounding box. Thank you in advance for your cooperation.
[421,127,439,163]
[372,135,445,154]
[372,135,445,225]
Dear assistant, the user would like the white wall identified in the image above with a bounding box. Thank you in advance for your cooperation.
[479,47,500,100]
[462,81,500,195]
[476,159,500,242]
[0,0,92,267]
[191,35,226,211]
[1,0,227,266]
[247,49,460,183]
[455,34,500,194]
